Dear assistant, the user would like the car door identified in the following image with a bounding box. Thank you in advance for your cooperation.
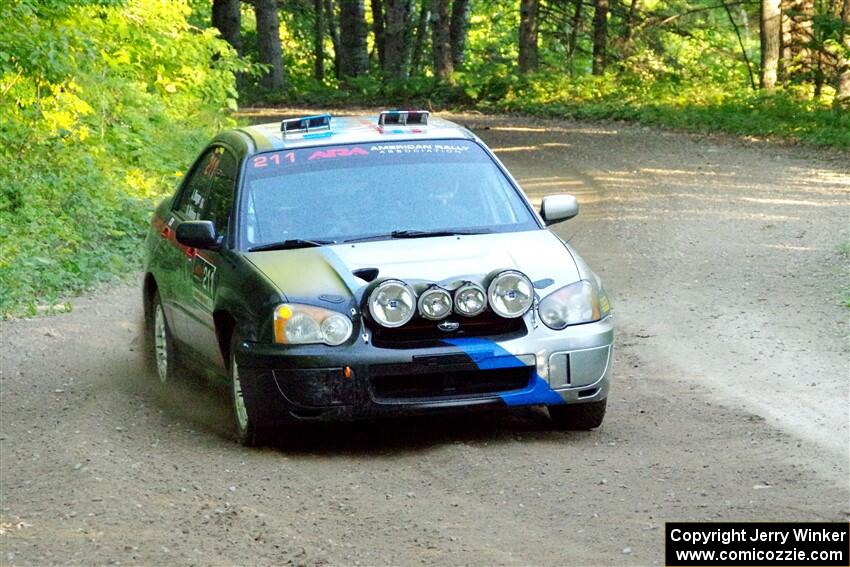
[181,145,238,369]
[164,147,220,345]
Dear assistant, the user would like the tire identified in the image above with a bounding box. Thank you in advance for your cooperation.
[229,334,271,447]
[548,399,607,430]
[149,292,182,384]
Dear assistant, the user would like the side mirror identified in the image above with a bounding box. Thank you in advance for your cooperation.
[540,195,579,225]
[176,220,219,250]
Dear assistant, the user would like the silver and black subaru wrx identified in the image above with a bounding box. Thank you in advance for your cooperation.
[142,111,613,446]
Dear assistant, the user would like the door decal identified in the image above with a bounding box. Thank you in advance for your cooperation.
[191,255,216,310]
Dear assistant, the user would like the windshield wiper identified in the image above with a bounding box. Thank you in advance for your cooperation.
[390,229,492,238]
[344,229,492,243]
[248,238,336,252]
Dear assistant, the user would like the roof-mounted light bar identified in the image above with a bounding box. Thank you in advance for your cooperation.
[378,110,429,126]
[281,114,332,137]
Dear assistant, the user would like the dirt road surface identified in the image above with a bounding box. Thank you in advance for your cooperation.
[1,112,848,566]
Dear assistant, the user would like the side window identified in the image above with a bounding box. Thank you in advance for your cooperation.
[202,148,238,235]
[173,148,218,220]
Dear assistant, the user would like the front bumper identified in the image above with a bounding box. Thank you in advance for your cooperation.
[235,316,613,423]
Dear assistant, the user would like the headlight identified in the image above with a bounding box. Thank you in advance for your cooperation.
[274,304,353,345]
[537,280,610,330]
[368,280,416,327]
[418,286,452,320]
[488,270,533,318]
[454,282,487,316]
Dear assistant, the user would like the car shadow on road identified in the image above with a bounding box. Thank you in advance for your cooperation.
[261,408,581,457]
[126,360,588,456]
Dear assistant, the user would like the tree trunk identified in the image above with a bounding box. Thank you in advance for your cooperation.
[430,0,454,82]
[449,0,472,67]
[212,0,241,53]
[371,0,387,66]
[780,2,792,82]
[410,0,431,74]
[518,0,540,73]
[400,0,420,72]
[567,0,583,62]
[592,0,609,75]
[255,0,285,89]
[384,0,412,79]
[339,0,370,76]
[781,0,815,82]
[314,0,325,80]
[794,0,815,80]
[325,0,342,78]
[623,0,640,45]
[836,0,850,107]
[761,0,782,89]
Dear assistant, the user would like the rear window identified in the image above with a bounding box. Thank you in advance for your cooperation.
[240,140,538,247]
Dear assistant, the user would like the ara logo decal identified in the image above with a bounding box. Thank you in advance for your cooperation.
[308,147,369,160]
[437,320,460,332]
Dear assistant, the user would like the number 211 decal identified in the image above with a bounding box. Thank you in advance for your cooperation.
[252,152,295,169]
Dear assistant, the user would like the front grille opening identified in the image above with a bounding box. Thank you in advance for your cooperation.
[578,388,598,399]
[370,311,526,349]
[371,367,532,400]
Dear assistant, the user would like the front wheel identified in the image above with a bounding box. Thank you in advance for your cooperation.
[149,292,181,384]
[229,335,271,447]
[548,399,607,430]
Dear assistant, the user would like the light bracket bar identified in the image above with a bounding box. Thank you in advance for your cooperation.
[378,110,429,126]
[281,114,332,137]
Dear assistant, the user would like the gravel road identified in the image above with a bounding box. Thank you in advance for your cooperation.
[1,112,848,566]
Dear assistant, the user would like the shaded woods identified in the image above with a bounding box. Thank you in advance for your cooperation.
[227,0,849,113]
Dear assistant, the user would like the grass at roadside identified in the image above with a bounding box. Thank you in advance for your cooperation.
[488,88,850,149]
[262,74,850,149]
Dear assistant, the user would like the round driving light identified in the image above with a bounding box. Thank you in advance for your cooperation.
[321,313,353,345]
[418,287,452,320]
[454,283,487,316]
[488,270,534,318]
[368,280,416,327]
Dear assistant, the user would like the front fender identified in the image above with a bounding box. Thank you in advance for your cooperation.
[214,252,285,343]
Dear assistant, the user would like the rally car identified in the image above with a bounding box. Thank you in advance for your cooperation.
[142,111,613,446]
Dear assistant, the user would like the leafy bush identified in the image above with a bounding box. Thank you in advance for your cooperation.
[264,66,849,149]
[0,0,248,317]
[483,74,850,148]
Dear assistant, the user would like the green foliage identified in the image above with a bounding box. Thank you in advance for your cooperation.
[0,0,249,317]
[257,68,850,148]
[238,0,847,148]
[478,73,850,147]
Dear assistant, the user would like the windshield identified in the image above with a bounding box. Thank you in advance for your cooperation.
[240,140,538,248]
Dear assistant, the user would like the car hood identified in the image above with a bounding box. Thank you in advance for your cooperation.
[244,229,580,302]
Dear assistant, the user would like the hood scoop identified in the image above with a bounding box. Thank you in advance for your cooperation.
[352,267,380,282]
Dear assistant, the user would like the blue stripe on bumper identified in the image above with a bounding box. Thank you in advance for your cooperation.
[444,337,565,406]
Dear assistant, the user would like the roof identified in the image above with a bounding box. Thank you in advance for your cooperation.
[233,113,476,153]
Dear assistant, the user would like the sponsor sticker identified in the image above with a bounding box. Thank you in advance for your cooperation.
[369,143,470,154]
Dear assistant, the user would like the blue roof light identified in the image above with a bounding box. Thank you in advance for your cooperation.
[281,114,332,137]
